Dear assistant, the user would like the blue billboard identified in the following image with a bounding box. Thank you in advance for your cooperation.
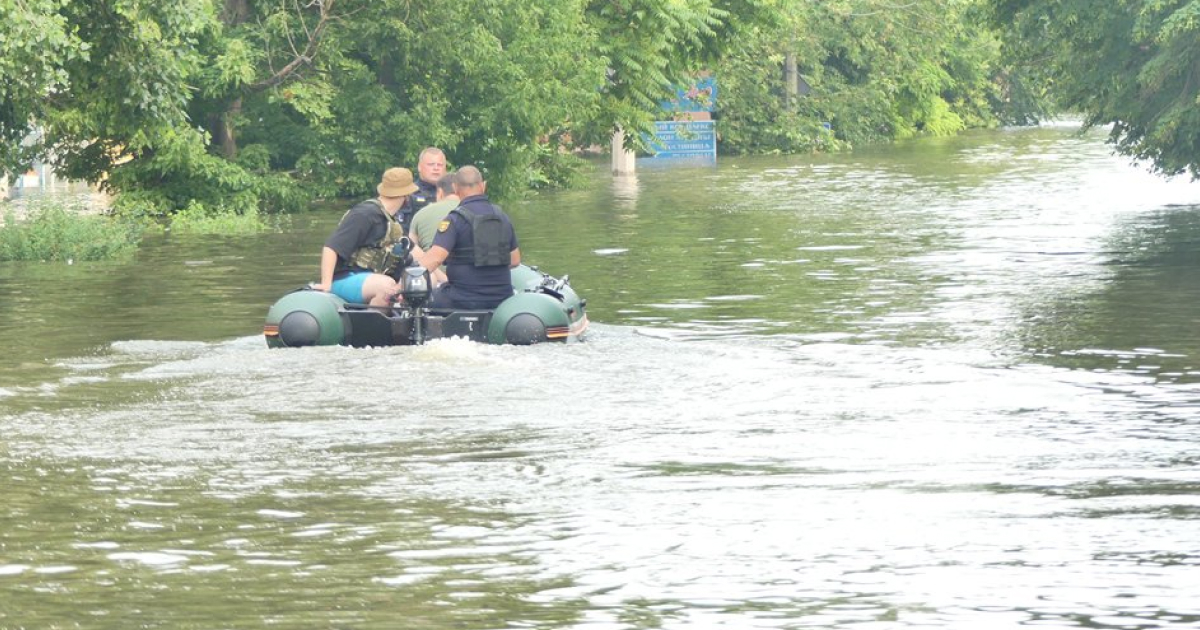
[645,120,716,160]
[648,74,717,160]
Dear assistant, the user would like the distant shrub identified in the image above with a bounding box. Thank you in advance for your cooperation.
[0,202,144,262]
[104,131,312,231]
[168,200,267,235]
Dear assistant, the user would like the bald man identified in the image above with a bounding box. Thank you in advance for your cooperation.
[418,165,521,310]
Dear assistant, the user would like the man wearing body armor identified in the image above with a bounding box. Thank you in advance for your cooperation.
[314,167,419,306]
[398,147,446,234]
[417,165,521,310]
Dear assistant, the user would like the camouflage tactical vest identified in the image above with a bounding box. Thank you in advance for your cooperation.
[342,199,407,273]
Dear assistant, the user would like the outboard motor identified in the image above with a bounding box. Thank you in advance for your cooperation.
[399,266,432,308]
[396,265,433,344]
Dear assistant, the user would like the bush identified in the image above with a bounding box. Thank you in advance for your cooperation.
[0,201,145,262]
[105,125,311,232]
[168,200,274,235]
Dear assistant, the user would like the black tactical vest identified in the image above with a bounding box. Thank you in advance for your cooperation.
[448,206,512,267]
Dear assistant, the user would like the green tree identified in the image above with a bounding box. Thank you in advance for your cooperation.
[2,0,607,216]
[111,0,342,218]
[2,0,783,220]
[717,0,1007,153]
[0,0,212,181]
[991,0,1200,178]
[310,0,607,196]
[579,0,779,149]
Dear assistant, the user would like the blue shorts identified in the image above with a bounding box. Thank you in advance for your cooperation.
[331,272,371,303]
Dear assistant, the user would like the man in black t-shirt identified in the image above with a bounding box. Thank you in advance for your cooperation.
[314,168,418,306]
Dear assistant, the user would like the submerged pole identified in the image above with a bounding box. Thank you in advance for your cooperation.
[612,128,636,176]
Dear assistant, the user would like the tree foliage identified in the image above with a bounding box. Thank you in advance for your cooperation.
[1,0,212,180]
[717,0,1009,153]
[2,0,1096,219]
[578,0,779,148]
[1,0,614,216]
[991,0,1200,178]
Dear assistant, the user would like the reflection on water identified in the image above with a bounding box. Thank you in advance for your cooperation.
[4,125,1200,628]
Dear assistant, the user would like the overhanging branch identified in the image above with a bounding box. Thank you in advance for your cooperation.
[247,0,335,93]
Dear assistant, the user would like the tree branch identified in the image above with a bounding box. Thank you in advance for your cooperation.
[248,0,335,92]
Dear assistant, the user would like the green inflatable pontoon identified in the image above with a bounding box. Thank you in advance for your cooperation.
[263,264,588,348]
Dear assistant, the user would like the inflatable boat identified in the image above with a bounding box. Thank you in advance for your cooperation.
[263,264,588,348]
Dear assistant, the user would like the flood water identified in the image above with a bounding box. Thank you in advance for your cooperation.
[4,123,1200,629]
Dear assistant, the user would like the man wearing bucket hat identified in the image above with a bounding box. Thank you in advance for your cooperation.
[313,167,419,306]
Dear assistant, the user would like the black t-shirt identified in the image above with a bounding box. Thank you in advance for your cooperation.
[324,200,390,277]
[431,194,519,308]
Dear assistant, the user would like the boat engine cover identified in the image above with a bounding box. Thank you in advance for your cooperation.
[400,266,431,307]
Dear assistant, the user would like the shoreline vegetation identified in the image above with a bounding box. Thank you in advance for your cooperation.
[0,202,143,263]
[3,1,1198,261]
[0,194,302,262]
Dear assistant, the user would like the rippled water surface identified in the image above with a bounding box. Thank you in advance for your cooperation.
[4,124,1200,629]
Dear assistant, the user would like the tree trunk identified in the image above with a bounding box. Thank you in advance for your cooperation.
[222,0,248,24]
[783,51,799,108]
[216,97,242,160]
[213,0,334,158]
[215,0,249,159]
